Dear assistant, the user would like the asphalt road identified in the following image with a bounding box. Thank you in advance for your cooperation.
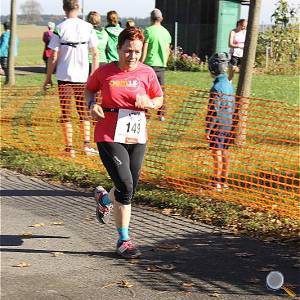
[1,169,298,299]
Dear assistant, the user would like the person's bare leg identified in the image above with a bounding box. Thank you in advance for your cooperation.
[62,122,75,157]
[228,66,235,81]
[221,149,230,187]
[212,149,223,189]
[109,187,131,229]
[83,120,91,143]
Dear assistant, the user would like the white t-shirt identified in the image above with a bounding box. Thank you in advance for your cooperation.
[49,17,98,82]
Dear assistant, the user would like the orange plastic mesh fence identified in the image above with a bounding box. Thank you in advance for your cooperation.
[1,85,299,219]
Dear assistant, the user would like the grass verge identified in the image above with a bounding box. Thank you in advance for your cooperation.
[1,147,299,245]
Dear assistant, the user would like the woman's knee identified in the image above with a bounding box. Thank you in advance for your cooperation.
[114,181,134,205]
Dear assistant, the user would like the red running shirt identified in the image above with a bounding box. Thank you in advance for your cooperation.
[86,62,163,142]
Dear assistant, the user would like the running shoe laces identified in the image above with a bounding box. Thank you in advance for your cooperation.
[116,240,141,259]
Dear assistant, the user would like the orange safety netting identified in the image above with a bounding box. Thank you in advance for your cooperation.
[1,85,299,219]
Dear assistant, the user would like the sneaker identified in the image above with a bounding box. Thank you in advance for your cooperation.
[94,186,113,224]
[65,147,76,158]
[214,183,222,192]
[84,146,98,156]
[158,116,165,122]
[222,183,229,190]
[116,240,141,259]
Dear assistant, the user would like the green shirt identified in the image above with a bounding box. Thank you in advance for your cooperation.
[89,27,109,64]
[105,24,123,62]
[144,24,172,67]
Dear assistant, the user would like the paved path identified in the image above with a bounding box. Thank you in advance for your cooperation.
[1,169,298,299]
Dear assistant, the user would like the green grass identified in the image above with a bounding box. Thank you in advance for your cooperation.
[1,147,299,244]
[16,38,44,66]
[16,25,45,66]
[166,71,299,105]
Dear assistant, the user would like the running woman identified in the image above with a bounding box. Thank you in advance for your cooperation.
[85,27,163,259]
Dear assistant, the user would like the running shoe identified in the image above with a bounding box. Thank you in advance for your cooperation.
[84,146,98,156]
[222,183,229,190]
[65,147,76,158]
[94,186,113,224]
[116,240,141,259]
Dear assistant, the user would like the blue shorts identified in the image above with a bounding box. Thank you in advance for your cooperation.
[209,130,233,150]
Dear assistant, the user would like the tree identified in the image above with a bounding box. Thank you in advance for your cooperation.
[20,0,42,24]
[269,0,298,66]
[235,0,262,146]
[7,0,17,86]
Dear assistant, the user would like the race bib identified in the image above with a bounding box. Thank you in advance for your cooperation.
[233,47,243,57]
[114,109,146,144]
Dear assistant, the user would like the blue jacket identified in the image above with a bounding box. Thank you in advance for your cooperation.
[206,74,235,132]
[0,31,19,58]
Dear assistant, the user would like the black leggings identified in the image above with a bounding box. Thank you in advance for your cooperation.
[97,142,146,205]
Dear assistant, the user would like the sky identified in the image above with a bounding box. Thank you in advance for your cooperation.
[0,0,299,23]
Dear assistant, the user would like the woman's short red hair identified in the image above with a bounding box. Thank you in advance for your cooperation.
[118,27,144,48]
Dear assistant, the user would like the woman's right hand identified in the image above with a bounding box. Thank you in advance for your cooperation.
[43,78,52,91]
[90,103,105,121]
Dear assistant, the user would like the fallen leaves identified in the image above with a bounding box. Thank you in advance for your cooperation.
[146,265,162,272]
[102,280,134,289]
[50,221,64,226]
[146,263,176,272]
[28,221,64,227]
[50,252,64,257]
[182,282,194,288]
[209,292,221,298]
[156,243,181,251]
[83,216,94,221]
[128,259,140,265]
[19,232,33,238]
[29,223,46,227]
[161,208,180,216]
[118,280,134,288]
[12,262,31,268]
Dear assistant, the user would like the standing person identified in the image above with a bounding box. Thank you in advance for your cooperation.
[228,19,247,81]
[0,22,19,84]
[141,8,171,121]
[43,0,98,158]
[85,27,163,259]
[126,20,135,28]
[105,11,123,63]
[205,52,235,191]
[86,11,108,73]
[42,22,55,71]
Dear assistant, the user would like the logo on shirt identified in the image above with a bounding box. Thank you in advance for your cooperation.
[109,76,140,92]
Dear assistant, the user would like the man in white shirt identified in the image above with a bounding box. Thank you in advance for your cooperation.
[43,0,98,158]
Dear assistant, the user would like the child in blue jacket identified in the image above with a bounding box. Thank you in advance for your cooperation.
[205,52,235,191]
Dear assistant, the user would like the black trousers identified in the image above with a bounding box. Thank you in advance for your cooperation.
[0,57,8,83]
[152,66,166,117]
[97,142,146,205]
